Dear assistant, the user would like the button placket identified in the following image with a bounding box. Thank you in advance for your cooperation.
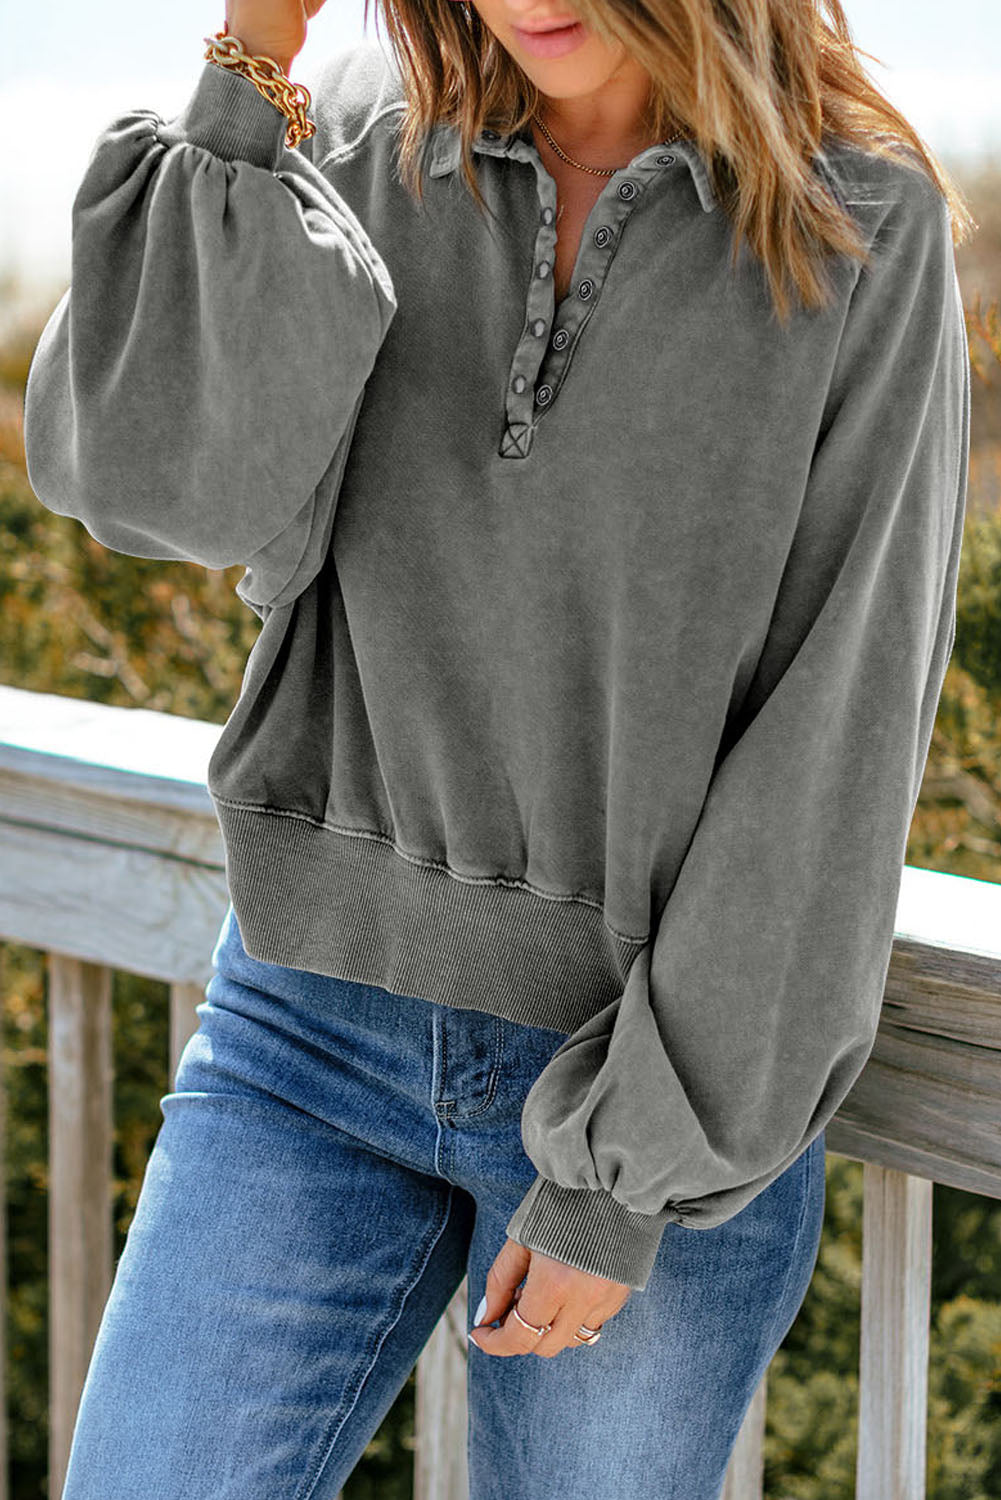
[500,185,561,458]
[529,183,638,423]
[497,137,681,460]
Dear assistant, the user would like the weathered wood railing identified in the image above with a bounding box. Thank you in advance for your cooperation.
[1,682,999,1500]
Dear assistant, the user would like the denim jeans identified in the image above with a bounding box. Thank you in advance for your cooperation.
[61,902,826,1500]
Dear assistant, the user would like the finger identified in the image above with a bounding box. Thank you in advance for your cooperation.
[558,1307,609,1353]
[469,1255,568,1359]
[534,1293,623,1357]
[521,1298,611,1358]
[471,1239,530,1334]
[469,1293,564,1357]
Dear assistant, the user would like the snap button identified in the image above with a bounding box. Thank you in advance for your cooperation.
[531,318,546,337]
[593,225,612,248]
[537,261,551,278]
[512,374,527,393]
[541,206,555,225]
[578,278,594,300]
[617,180,638,200]
[536,385,553,406]
[656,153,675,165]
[552,328,570,350]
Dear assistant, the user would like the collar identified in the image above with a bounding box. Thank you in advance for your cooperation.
[426,121,720,213]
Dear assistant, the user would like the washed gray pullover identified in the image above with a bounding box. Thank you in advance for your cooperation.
[23,40,970,1290]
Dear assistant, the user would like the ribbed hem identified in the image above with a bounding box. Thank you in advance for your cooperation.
[156,59,290,170]
[505,1174,677,1291]
[211,798,647,1036]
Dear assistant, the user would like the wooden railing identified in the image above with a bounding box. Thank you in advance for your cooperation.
[1,682,1000,1500]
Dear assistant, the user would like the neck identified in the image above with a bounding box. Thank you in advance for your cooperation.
[533,66,656,167]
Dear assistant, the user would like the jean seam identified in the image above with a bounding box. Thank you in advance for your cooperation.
[294,1180,458,1500]
[432,1014,450,1119]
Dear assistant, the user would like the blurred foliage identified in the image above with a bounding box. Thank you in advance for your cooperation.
[0,159,1000,1500]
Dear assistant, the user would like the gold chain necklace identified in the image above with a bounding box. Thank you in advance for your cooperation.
[529,111,684,173]
[530,111,618,177]
[529,111,685,225]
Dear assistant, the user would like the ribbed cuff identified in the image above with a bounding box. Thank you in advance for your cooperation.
[156,60,291,171]
[505,1173,678,1292]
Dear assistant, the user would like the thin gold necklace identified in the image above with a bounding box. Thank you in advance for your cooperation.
[530,111,618,177]
[529,110,683,174]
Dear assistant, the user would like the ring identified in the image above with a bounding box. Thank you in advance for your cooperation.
[511,1303,553,1338]
[572,1323,602,1345]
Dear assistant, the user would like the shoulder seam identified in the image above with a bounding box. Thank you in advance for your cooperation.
[314,100,406,173]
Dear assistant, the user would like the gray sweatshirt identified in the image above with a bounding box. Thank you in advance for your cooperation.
[23,41,970,1290]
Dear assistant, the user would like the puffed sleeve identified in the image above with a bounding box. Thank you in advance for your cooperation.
[504,168,971,1291]
[22,58,397,614]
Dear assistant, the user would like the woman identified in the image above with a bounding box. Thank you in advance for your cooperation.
[24,0,971,1495]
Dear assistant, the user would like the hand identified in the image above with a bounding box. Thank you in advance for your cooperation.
[467,1237,632,1358]
[225,0,329,73]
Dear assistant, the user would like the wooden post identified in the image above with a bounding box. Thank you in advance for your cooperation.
[168,981,204,1084]
[414,1277,469,1500]
[856,1162,933,1500]
[722,1371,767,1500]
[47,954,114,1500]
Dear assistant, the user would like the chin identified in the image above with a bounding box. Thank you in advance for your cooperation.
[513,47,623,98]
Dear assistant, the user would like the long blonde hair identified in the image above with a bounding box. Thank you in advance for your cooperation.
[368,0,976,325]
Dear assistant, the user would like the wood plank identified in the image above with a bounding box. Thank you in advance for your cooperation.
[721,1371,766,1499]
[414,1278,469,1500]
[827,936,1001,1198]
[47,953,113,1500]
[884,937,1001,1046]
[856,1164,932,1500]
[0,820,229,984]
[0,767,224,864]
[895,863,1001,963]
[0,684,219,816]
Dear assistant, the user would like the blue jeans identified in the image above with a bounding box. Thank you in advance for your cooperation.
[61,903,826,1500]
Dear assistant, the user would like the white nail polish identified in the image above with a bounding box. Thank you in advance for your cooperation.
[474,1294,488,1325]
